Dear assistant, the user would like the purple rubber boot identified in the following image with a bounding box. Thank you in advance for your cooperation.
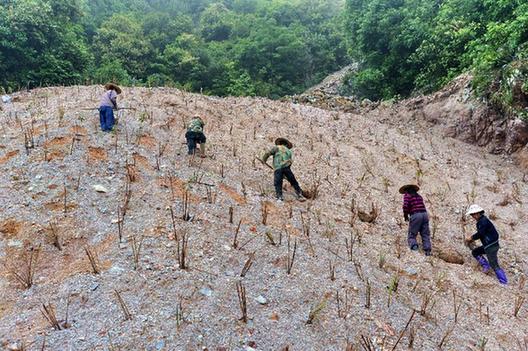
[494,268,508,285]
[475,255,491,273]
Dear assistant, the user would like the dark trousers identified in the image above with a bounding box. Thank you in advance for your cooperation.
[472,243,500,270]
[274,166,301,198]
[408,212,432,251]
[99,106,115,132]
[185,131,206,155]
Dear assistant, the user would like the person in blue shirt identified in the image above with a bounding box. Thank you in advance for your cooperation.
[465,204,507,285]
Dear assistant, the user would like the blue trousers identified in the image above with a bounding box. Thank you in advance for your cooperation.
[99,106,115,131]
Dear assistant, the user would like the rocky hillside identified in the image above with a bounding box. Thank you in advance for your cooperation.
[0,86,527,350]
[293,73,528,165]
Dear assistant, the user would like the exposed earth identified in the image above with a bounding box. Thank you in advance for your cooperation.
[0,82,527,350]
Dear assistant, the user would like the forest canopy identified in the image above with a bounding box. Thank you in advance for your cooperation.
[1,0,527,115]
[0,0,348,98]
[343,0,528,117]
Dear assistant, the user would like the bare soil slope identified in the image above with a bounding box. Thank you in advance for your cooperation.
[0,86,527,350]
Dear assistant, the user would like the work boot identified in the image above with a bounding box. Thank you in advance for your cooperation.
[475,255,491,273]
[199,143,206,158]
[410,244,419,251]
[424,250,432,256]
[494,268,508,285]
[295,192,306,202]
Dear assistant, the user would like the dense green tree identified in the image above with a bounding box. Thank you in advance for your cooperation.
[93,13,151,79]
[1,0,350,98]
[0,0,91,90]
[344,0,528,118]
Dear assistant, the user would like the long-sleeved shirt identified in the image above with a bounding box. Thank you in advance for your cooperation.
[402,193,427,216]
[188,118,205,133]
[261,145,292,170]
[471,215,499,248]
[99,90,117,109]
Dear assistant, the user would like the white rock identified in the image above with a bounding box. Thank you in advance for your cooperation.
[93,184,108,193]
[7,240,23,248]
[199,287,213,297]
[255,295,268,305]
[108,266,125,275]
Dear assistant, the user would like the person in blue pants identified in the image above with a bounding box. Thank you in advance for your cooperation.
[465,204,508,285]
[98,83,121,132]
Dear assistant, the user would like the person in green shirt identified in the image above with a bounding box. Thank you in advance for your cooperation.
[185,115,206,157]
[261,138,306,202]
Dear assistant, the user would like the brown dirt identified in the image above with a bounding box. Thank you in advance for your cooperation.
[71,125,88,135]
[43,136,69,148]
[0,219,22,239]
[219,183,247,205]
[138,134,157,149]
[88,146,107,162]
[0,150,20,165]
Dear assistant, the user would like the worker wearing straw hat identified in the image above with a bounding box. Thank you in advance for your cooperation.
[399,184,432,256]
[261,137,306,202]
[465,204,508,285]
[99,83,121,132]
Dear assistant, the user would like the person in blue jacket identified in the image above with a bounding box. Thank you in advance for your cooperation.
[465,204,507,285]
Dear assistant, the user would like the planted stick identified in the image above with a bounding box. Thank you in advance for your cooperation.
[181,189,191,221]
[236,281,248,323]
[63,183,67,214]
[329,260,336,281]
[345,231,355,262]
[438,323,455,349]
[49,222,62,250]
[12,245,41,289]
[453,290,462,323]
[391,310,416,351]
[364,279,371,309]
[240,253,254,277]
[360,335,376,351]
[40,303,62,330]
[420,291,435,316]
[84,246,100,274]
[265,231,276,246]
[353,259,364,281]
[261,201,268,225]
[114,290,132,320]
[286,233,298,275]
[176,301,184,327]
[514,295,526,317]
[131,235,144,270]
[117,206,123,243]
[176,231,189,269]
[233,219,242,249]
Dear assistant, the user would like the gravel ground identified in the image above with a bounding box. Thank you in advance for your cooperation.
[0,85,527,351]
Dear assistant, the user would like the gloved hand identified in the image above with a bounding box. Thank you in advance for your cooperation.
[404,215,409,222]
